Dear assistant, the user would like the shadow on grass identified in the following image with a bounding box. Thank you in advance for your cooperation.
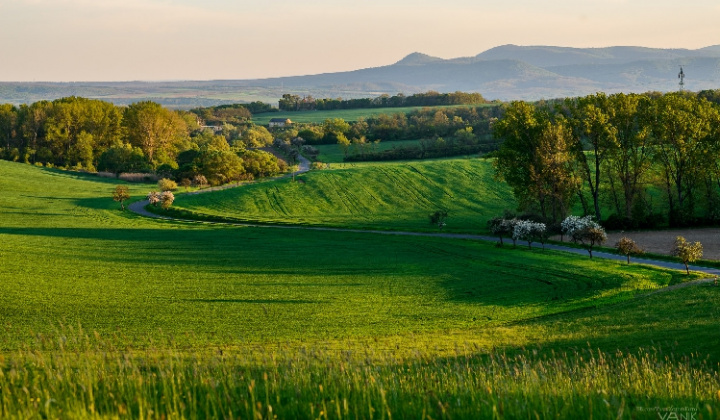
[179,298,322,304]
[0,224,694,312]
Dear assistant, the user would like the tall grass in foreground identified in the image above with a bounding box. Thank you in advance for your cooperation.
[0,330,718,419]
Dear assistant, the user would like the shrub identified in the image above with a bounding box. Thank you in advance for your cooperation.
[160,191,175,210]
[147,191,160,207]
[429,210,448,230]
[119,173,158,183]
[193,175,208,188]
[158,178,178,192]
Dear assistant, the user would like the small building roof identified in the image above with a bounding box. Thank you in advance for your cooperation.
[269,118,292,123]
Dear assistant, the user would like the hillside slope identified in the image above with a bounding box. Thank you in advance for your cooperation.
[172,158,514,232]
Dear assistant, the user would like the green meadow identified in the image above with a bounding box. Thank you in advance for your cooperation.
[171,158,510,233]
[313,139,423,163]
[0,159,718,418]
[251,105,477,125]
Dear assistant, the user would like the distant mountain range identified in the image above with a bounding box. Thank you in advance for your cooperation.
[2,45,720,107]
[252,45,720,101]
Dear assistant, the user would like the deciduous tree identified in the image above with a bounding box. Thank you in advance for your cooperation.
[671,236,703,274]
[615,237,644,264]
[112,185,130,211]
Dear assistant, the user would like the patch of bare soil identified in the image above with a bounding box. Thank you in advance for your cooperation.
[604,228,720,260]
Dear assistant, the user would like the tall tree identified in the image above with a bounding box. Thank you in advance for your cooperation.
[494,102,578,222]
[0,104,17,154]
[565,93,617,220]
[605,93,653,220]
[123,101,189,166]
[649,93,719,226]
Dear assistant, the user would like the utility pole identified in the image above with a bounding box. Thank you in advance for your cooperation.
[678,66,685,91]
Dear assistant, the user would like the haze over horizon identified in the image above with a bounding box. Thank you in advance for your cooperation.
[2,0,719,82]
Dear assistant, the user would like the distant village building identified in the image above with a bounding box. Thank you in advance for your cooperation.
[200,125,223,133]
[269,118,292,128]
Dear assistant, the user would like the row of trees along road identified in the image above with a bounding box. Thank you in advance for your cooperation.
[0,97,285,185]
[493,91,720,228]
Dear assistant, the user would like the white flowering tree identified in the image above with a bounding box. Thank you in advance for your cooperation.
[147,191,160,207]
[160,191,175,210]
[504,218,521,247]
[561,215,607,258]
[513,220,547,250]
[488,217,513,246]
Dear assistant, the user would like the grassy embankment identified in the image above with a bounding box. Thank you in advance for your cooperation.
[0,160,717,418]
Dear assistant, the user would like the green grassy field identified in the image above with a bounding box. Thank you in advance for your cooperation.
[0,160,719,418]
[171,158,510,233]
[313,139,423,163]
[252,105,480,125]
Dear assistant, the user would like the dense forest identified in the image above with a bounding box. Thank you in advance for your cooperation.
[493,90,720,228]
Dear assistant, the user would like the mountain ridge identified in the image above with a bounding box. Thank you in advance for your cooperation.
[2,44,720,106]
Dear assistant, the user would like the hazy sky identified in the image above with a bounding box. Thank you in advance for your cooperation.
[1,0,718,81]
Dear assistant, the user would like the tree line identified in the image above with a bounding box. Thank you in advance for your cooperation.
[278,91,488,112]
[0,97,285,185]
[288,106,501,144]
[268,105,503,162]
[493,91,720,228]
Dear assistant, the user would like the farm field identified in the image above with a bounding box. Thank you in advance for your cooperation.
[313,139,423,163]
[0,160,718,418]
[251,105,483,125]
[605,228,720,260]
[171,157,510,233]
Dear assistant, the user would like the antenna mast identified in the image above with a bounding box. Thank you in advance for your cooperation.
[678,66,685,91]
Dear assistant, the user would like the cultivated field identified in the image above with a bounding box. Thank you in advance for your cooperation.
[0,160,718,418]
[605,228,720,259]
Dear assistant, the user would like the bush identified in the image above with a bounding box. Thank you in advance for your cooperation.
[119,173,158,183]
[158,178,178,192]
[193,175,208,188]
[147,191,160,206]
[160,191,175,210]
[429,210,448,230]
